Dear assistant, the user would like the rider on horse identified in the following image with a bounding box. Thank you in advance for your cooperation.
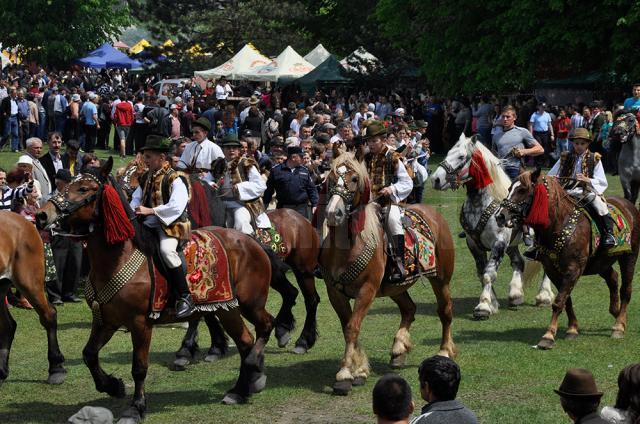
[215,133,270,235]
[526,127,616,259]
[361,120,414,283]
[130,135,196,319]
[176,117,224,184]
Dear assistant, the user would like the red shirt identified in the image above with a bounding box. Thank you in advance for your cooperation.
[114,101,134,127]
[553,116,571,139]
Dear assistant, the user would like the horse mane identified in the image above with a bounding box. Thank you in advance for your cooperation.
[330,151,369,195]
[362,203,382,246]
[463,137,511,200]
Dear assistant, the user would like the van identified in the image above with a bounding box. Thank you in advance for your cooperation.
[153,78,190,104]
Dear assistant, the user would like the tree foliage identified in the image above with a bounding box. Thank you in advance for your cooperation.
[0,0,130,68]
[376,0,640,94]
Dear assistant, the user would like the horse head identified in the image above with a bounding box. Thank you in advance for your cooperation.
[432,133,477,190]
[117,154,147,200]
[325,152,370,228]
[609,112,638,145]
[496,168,545,228]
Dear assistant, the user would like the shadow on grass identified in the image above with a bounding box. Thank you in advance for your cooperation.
[2,390,212,424]
[57,320,93,330]
[366,297,484,318]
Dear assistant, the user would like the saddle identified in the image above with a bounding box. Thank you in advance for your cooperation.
[586,204,632,256]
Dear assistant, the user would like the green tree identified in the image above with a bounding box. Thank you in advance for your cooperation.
[0,0,130,68]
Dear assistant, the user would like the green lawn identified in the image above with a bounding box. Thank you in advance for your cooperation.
[0,150,638,423]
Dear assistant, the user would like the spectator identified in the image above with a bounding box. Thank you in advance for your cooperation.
[528,102,554,167]
[555,368,608,424]
[26,92,39,138]
[410,356,477,424]
[601,363,640,424]
[623,83,640,111]
[24,137,52,199]
[169,104,182,140]
[290,108,305,136]
[373,374,415,424]
[1,87,20,152]
[553,108,572,159]
[113,92,134,157]
[80,93,99,153]
[39,132,65,190]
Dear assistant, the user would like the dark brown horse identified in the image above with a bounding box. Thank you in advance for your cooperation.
[319,150,456,396]
[36,158,274,421]
[497,169,639,349]
[0,212,66,387]
[175,207,321,368]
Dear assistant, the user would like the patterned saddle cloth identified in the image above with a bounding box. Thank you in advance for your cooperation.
[150,229,237,316]
[588,204,632,256]
[255,225,288,258]
[384,208,438,286]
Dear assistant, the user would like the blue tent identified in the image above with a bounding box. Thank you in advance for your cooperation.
[75,43,142,69]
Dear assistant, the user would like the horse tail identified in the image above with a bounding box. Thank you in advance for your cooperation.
[522,260,543,288]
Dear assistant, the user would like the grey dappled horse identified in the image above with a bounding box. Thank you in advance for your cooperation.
[431,134,553,319]
[609,112,640,205]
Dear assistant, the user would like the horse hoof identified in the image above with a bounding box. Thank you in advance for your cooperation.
[222,392,247,405]
[535,298,552,307]
[117,406,142,424]
[292,345,308,355]
[352,376,366,386]
[508,296,524,307]
[332,379,353,396]
[390,353,407,369]
[565,332,578,341]
[173,357,190,370]
[204,353,222,362]
[473,310,490,321]
[611,330,625,339]
[249,374,267,394]
[276,331,291,348]
[537,338,555,350]
[47,371,67,385]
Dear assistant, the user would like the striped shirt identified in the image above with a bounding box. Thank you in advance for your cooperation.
[0,183,34,211]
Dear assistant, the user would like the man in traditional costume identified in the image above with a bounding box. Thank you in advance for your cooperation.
[177,117,223,185]
[130,135,195,319]
[362,121,413,283]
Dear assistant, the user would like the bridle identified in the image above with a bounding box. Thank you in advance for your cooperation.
[120,164,141,197]
[610,113,637,144]
[437,156,470,189]
[499,177,550,224]
[328,166,357,212]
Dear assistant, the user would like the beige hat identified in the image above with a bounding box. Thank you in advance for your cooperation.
[17,155,33,165]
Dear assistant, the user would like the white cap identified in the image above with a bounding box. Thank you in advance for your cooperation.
[285,136,299,147]
[17,155,33,165]
[395,108,405,116]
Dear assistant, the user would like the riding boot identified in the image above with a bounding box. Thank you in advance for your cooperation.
[601,214,617,248]
[166,266,196,319]
[389,235,406,283]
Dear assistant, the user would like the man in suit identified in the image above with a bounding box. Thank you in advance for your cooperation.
[24,137,52,199]
[1,87,20,152]
[39,131,67,186]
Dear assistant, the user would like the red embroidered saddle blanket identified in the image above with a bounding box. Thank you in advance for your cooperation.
[151,229,235,313]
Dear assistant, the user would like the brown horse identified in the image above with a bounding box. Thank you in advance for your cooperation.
[0,212,66,387]
[496,169,639,349]
[36,158,274,421]
[319,150,456,396]
[175,207,321,368]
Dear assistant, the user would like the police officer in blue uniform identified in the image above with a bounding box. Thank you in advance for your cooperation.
[264,146,319,220]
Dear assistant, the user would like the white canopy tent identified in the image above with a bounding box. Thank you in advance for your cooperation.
[238,46,315,82]
[303,44,331,67]
[194,44,270,80]
[340,46,382,74]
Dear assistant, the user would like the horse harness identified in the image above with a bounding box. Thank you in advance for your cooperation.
[318,237,377,294]
[460,200,500,249]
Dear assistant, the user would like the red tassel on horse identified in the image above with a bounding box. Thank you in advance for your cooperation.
[525,182,550,228]
[468,150,493,189]
[101,185,135,244]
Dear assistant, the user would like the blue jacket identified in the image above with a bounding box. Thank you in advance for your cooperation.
[264,162,319,207]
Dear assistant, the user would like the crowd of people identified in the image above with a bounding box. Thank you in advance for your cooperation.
[372,359,640,424]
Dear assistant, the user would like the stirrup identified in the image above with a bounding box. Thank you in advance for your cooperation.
[523,249,539,261]
[175,295,196,319]
[603,233,616,248]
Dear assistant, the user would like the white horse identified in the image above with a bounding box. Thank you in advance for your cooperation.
[431,134,554,319]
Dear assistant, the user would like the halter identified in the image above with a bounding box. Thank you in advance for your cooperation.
[437,157,470,189]
[499,177,549,223]
[610,113,637,144]
[120,164,141,196]
[328,166,356,209]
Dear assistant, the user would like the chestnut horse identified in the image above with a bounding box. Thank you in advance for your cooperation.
[175,207,321,369]
[497,169,639,349]
[36,158,274,421]
[319,150,456,396]
[0,212,66,387]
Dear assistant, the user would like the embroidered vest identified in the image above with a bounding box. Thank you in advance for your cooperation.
[139,163,192,240]
[226,156,265,221]
[559,151,600,179]
[365,147,399,196]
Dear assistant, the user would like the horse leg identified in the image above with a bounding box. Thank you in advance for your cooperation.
[343,292,376,389]
[239,303,273,395]
[269,270,298,348]
[292,270,320,354]
[174,318,200,370]
[82,321,125,398]
[612,254,636,339]
[389,291,416,368]
[600,266,620,319]
[564,296,579,340]
[537,273,578,350]
[629,181,640,206]
[484,237,508,308]
[0,281,16,386]
[120,317,152,423]
[506,246,525,306]
[466,238,491,319]
[216,309,256,405]
[429,276,457,358]
[204,313,229,362]
[325,285,355,395]
[535,273,554,306]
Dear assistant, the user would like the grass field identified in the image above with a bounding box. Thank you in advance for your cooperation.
[0,148,638,423]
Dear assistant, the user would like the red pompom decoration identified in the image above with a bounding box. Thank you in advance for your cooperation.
[101,184,135,244]
[468,149,493,189]
[525,182,550,228]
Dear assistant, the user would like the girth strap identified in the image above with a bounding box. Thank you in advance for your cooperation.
[85,249,146,325]
[460,200,500,243]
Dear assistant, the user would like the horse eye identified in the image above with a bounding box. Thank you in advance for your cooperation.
[351,176,359,183]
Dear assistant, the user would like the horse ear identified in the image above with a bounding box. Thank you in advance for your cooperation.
[211,157,226,179]
[355,143,366,163]
[458,132,467,142]
[531,167,542,184]
[101,157,114,179]
[470,134,479,144]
